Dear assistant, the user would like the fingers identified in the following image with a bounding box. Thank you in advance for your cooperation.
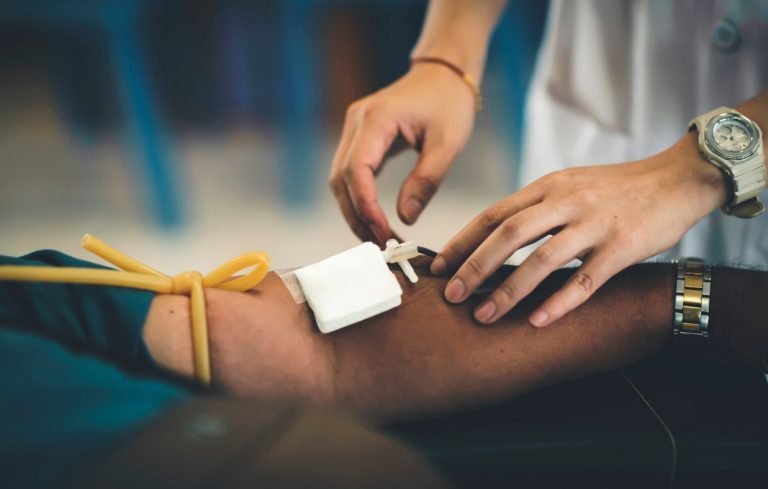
[344,113,399,243]
[333,184,379,244]
[330,104,399,244]
[396,139,457,225]
[442,201,569,306]
[330,109,378,243]
[528,245,634,327]
[472,229,593,324]
[431,187,544,276]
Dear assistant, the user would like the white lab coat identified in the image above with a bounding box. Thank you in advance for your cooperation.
[521,0,768,264]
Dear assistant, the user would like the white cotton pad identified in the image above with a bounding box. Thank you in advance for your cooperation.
[293,242,403,334]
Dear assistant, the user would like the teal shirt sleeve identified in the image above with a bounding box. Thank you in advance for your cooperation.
[0,250,192,489]
[0,250,158,370]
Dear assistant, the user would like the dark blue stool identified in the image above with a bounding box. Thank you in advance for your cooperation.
[0,0,183,227]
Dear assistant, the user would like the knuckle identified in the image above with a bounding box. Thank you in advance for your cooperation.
[495,281,517,304]
[346,99,364,118]
[569,271,595,295]
[439,243,456,260]
[329,181,346,199]
[558,167,579,179]
[463,256,485,280]
[480,205,505,231]
[410,172,440,196]
[498,218,522,241]
[359,98,382,118]
[328,172,343,190]
[357,200,379,222]
[531,245,557,267]
[612,229,634,249]
[572,187,598,208]
[342,163,356,181]
[540,170,564,186]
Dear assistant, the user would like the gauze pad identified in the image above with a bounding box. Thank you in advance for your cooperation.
[293,242,403,334]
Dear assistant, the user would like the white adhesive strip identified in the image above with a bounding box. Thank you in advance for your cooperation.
[275,268,307,303]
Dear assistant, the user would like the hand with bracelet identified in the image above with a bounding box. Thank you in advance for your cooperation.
[331,0,768,331]
[329,0,505,245]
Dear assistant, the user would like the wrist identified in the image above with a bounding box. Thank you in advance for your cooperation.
[410,42,487,83]
[411,0,507,83]
[666,131,729,218]
[408,58,482,112]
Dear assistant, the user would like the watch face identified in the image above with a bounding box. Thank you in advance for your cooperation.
[705,113,760,161]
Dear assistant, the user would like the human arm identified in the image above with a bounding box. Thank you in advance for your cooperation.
[144,259,675,420]
[0,251,443,489]
[433,89,768,327]
[329,0,507,244]
[146,258,768,421]
[0,308,440,489]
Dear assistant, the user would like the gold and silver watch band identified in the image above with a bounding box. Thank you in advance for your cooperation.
[674,258,711,338]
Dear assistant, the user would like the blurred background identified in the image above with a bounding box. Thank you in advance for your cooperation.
[0,0,548,272]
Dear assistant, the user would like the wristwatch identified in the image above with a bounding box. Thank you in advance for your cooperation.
[689,107,766,218]
[673,258,711,339]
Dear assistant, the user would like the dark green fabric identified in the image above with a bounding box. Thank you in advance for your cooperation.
[0,250,191,489]
[0,250,157,369]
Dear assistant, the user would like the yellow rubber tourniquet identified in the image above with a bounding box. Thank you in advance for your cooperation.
[0,234,270,386]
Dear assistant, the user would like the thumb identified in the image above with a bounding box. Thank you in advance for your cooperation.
[397,141,457,225]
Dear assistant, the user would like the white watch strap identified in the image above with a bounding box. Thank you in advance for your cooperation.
[689,106,766,217]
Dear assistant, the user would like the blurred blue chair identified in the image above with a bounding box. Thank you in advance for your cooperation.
[216,0,422,209]
[0,0,183,228]
[217,0,547,207]
[487,0,549,189]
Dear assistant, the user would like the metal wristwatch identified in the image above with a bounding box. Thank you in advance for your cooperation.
[674,258,711,339]
[689,107,767,218]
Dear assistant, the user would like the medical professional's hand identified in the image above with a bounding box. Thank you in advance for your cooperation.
[432,133,728,327]
[329,63,476,244]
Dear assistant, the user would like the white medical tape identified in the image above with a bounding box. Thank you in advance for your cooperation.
[275,268,307,303]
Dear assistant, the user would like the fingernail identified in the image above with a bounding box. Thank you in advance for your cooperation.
[475,301,496,323]
[402,198,423,224]
[445,277,466,303]
[431,256,447,275]
[529,310,549,327]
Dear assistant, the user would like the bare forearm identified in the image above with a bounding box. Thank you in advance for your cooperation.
[142,260,766,421]
[411,0,508,81]
[142,263,676,419]
[329,261,675,419]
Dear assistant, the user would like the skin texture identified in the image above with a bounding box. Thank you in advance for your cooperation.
[328,0,768,330]
[144,258,678,421]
